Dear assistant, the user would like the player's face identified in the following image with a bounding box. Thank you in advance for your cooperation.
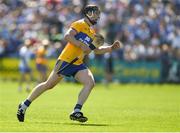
[94,10,100,20]
[90,10,101,25]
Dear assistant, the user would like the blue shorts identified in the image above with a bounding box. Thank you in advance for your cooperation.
[36,64,47,72]
[55,60,87,77]
[19,67,31,73]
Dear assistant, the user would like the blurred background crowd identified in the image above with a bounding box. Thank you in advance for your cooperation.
[0,0,180,83]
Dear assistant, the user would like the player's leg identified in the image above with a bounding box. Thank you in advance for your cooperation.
[18,66,28,92]
[25,69,32,92]
[74,68,95,106]
[18,72,25,92]
[39,65,47,82]
[70,68,95,122]
[17,62,63,122]
[27,70,63,102]
[36,64,45,83]
[41,71,47,82]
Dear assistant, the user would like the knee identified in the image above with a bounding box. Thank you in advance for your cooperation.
[43,81,55,90]
[85,79,95,90]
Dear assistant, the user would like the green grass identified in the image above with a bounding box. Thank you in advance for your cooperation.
[0,80,180,132]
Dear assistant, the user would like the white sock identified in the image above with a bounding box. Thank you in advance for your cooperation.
[74,108,81,113]
[21,102,28,111]
[73,104,82,113]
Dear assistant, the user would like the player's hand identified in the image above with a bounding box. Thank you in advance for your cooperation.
[79,43,91,54]
[111,40,123,51]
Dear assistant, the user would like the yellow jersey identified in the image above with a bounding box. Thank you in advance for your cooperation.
[58,19,95,65]
[36,46,47,65]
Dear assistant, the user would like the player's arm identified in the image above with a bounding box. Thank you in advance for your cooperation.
[64,28,91,52]
[94,40,123,54]
[64,28,81,47]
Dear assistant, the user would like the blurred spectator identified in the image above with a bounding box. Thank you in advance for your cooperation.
[172,28,180,49]
[160,44,171,83]
[0,39,7,57]
[35,39,49,82]
[18,39,33,92]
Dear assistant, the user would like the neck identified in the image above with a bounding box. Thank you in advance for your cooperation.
[84,17,92,27]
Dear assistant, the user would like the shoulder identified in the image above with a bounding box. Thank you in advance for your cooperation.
[71,19,85,24]
[19,46,27,56]
[20,46,27,52]
[71,19,86,27]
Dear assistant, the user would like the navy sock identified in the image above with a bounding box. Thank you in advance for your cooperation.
[24,99,31,107]
[74,104,82,112]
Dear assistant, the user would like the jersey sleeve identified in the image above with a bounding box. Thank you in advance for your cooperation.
[70,21,82,33]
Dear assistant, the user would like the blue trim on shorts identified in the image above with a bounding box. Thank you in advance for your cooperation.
[57,60,87,77]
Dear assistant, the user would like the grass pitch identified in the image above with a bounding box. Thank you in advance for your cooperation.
[0,80,180,132]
